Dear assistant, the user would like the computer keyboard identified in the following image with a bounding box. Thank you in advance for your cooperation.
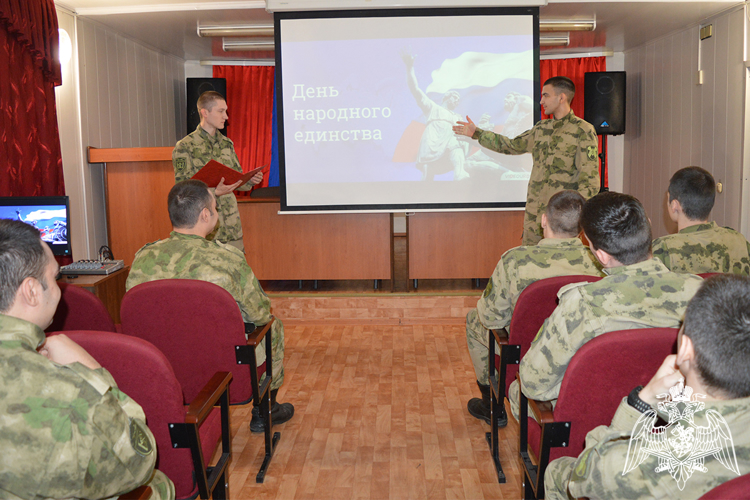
[60,259,125,275]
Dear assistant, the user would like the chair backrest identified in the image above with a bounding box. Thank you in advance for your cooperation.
[64,331,198,499]
[46,282,117,333]
[503,274,602,394]
[698,272,721,279]
[551,327,679,462]
[698,473,750,499]
[120,279,253,404]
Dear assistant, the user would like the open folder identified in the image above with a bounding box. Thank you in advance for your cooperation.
[190,160,264,188]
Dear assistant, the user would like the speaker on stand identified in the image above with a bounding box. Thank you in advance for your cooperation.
[186,77,227,136]
[584,71,626,193]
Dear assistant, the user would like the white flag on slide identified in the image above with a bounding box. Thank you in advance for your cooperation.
[425,50,534,94]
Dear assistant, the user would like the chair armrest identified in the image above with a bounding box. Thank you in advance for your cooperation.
[246,317,275,348]
[120,486,151,500]
[527,398,555,424]
[185,371,233,425]
[491,328,509,346]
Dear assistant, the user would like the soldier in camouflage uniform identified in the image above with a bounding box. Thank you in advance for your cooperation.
[126,180,293,433]
[465,191,603,427]
[172,91,263,251]
[0,219,174,500]
[511,192,703,420]
[545,274,750,500]
[454,76,600,245]
[652,166,750,275]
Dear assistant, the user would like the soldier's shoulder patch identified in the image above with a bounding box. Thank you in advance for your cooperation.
[586,145,598,161]
[129,418,153,457]
[174,157,186,172]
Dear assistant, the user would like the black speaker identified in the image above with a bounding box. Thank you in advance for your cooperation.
[186,77,227,136]
[584,72,626,136]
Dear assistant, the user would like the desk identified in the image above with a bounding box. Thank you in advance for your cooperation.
[60,267,129,323]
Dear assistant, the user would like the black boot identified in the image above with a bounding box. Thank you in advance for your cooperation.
[467,381,507,428]
[250,389,295,433]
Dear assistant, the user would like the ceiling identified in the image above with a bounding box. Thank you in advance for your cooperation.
[54,0,744,62]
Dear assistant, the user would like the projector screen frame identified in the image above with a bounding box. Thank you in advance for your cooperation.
[275,7,541,213]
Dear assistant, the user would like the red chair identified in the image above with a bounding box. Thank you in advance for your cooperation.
[699,273,721,279]
[46,282,117,333]
[518,327,679,499]
[120,279,278,483]
[64,331,231,500]
[486,274,601,482]
[699,474,750,499]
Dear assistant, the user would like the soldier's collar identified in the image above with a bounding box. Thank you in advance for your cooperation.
[538,237,582,247]
[196,125,225,144]
[170,231,209,242]
[603,258,667,276]
[0,313,46,350]
[679,221,716,234]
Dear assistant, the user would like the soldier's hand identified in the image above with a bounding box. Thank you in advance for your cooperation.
[249,171,264,186]
[41,334,102,370]
[453,116,477,138]
[639,355,684,405]
[215,177,243,196]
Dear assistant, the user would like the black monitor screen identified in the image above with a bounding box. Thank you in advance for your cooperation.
[0,196,72,256]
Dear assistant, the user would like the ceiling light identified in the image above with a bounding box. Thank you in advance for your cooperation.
[539,33,570,47]
[539,19,596,32]
[198,24,274,37]
[222,38,276,51]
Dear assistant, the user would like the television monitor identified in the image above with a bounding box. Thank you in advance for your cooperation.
[0,196,72,257]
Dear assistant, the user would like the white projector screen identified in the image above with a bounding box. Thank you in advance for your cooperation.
[275,8,540,212]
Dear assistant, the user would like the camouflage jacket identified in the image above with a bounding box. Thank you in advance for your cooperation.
[564,396,750,499]
[652,221,750,275]
[520,259,703,403]
[127,231,274,329]
[172,126,252,243]
[0,314,159,500]
[477,237,603,330]
[473,110,600,245]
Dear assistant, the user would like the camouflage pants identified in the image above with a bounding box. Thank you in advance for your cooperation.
[522,205,543,246]
[147,470,176,500]
[508,379,548,424]
[253,318,285,390]
[544,456,577,500]
[466,308,500,385]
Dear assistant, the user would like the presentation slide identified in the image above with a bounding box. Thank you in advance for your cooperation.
[276,9,539,211]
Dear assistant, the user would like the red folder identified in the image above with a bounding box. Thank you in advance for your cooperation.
[190,160,264,188]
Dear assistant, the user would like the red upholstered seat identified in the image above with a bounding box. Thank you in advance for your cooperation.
[46,282,116,333]
[64,331,231,500]
[698,473,750,499]
[519,327,679,499]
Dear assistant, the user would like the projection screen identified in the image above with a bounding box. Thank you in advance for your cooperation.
[275,7,540,212]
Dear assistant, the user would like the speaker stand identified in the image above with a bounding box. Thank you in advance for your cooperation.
[598,135,609,193]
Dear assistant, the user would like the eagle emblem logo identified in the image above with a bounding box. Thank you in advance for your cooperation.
[623,381,739,490]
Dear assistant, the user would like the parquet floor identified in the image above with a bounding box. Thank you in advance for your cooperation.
[225,323,523,499]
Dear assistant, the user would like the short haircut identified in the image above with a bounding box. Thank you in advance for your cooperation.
[545,190,585,237]
[168,180,214,229]
[667,166,715,221]
[0,219,49,313]
[581,192,652,265]
[196,91,226,113]
[543,76,576,103]
[684,274,750,398]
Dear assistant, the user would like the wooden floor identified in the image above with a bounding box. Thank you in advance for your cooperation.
[225,323,523,499]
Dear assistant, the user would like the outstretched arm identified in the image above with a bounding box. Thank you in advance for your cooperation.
[400,49,431,115]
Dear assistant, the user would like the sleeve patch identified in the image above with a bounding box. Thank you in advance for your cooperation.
[587,146,598,161]
[174,157,186,172]
[130,418,153,457]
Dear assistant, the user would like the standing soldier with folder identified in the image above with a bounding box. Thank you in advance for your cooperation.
[172,91,263,252]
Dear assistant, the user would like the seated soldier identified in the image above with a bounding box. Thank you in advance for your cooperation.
[126,180,293,432]
[653,166,750,275]
[511,192,703,419]
[0,219,174,500]
[466,190,603,427]
[545,274,750,500]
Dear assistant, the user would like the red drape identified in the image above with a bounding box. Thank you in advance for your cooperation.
[0,0,64,196]
[213,65,275,191]
[540,57,607,187]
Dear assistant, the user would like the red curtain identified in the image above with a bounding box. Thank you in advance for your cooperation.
[540,57,607,187]
[0,0,65,196]
[213,65,275,192]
